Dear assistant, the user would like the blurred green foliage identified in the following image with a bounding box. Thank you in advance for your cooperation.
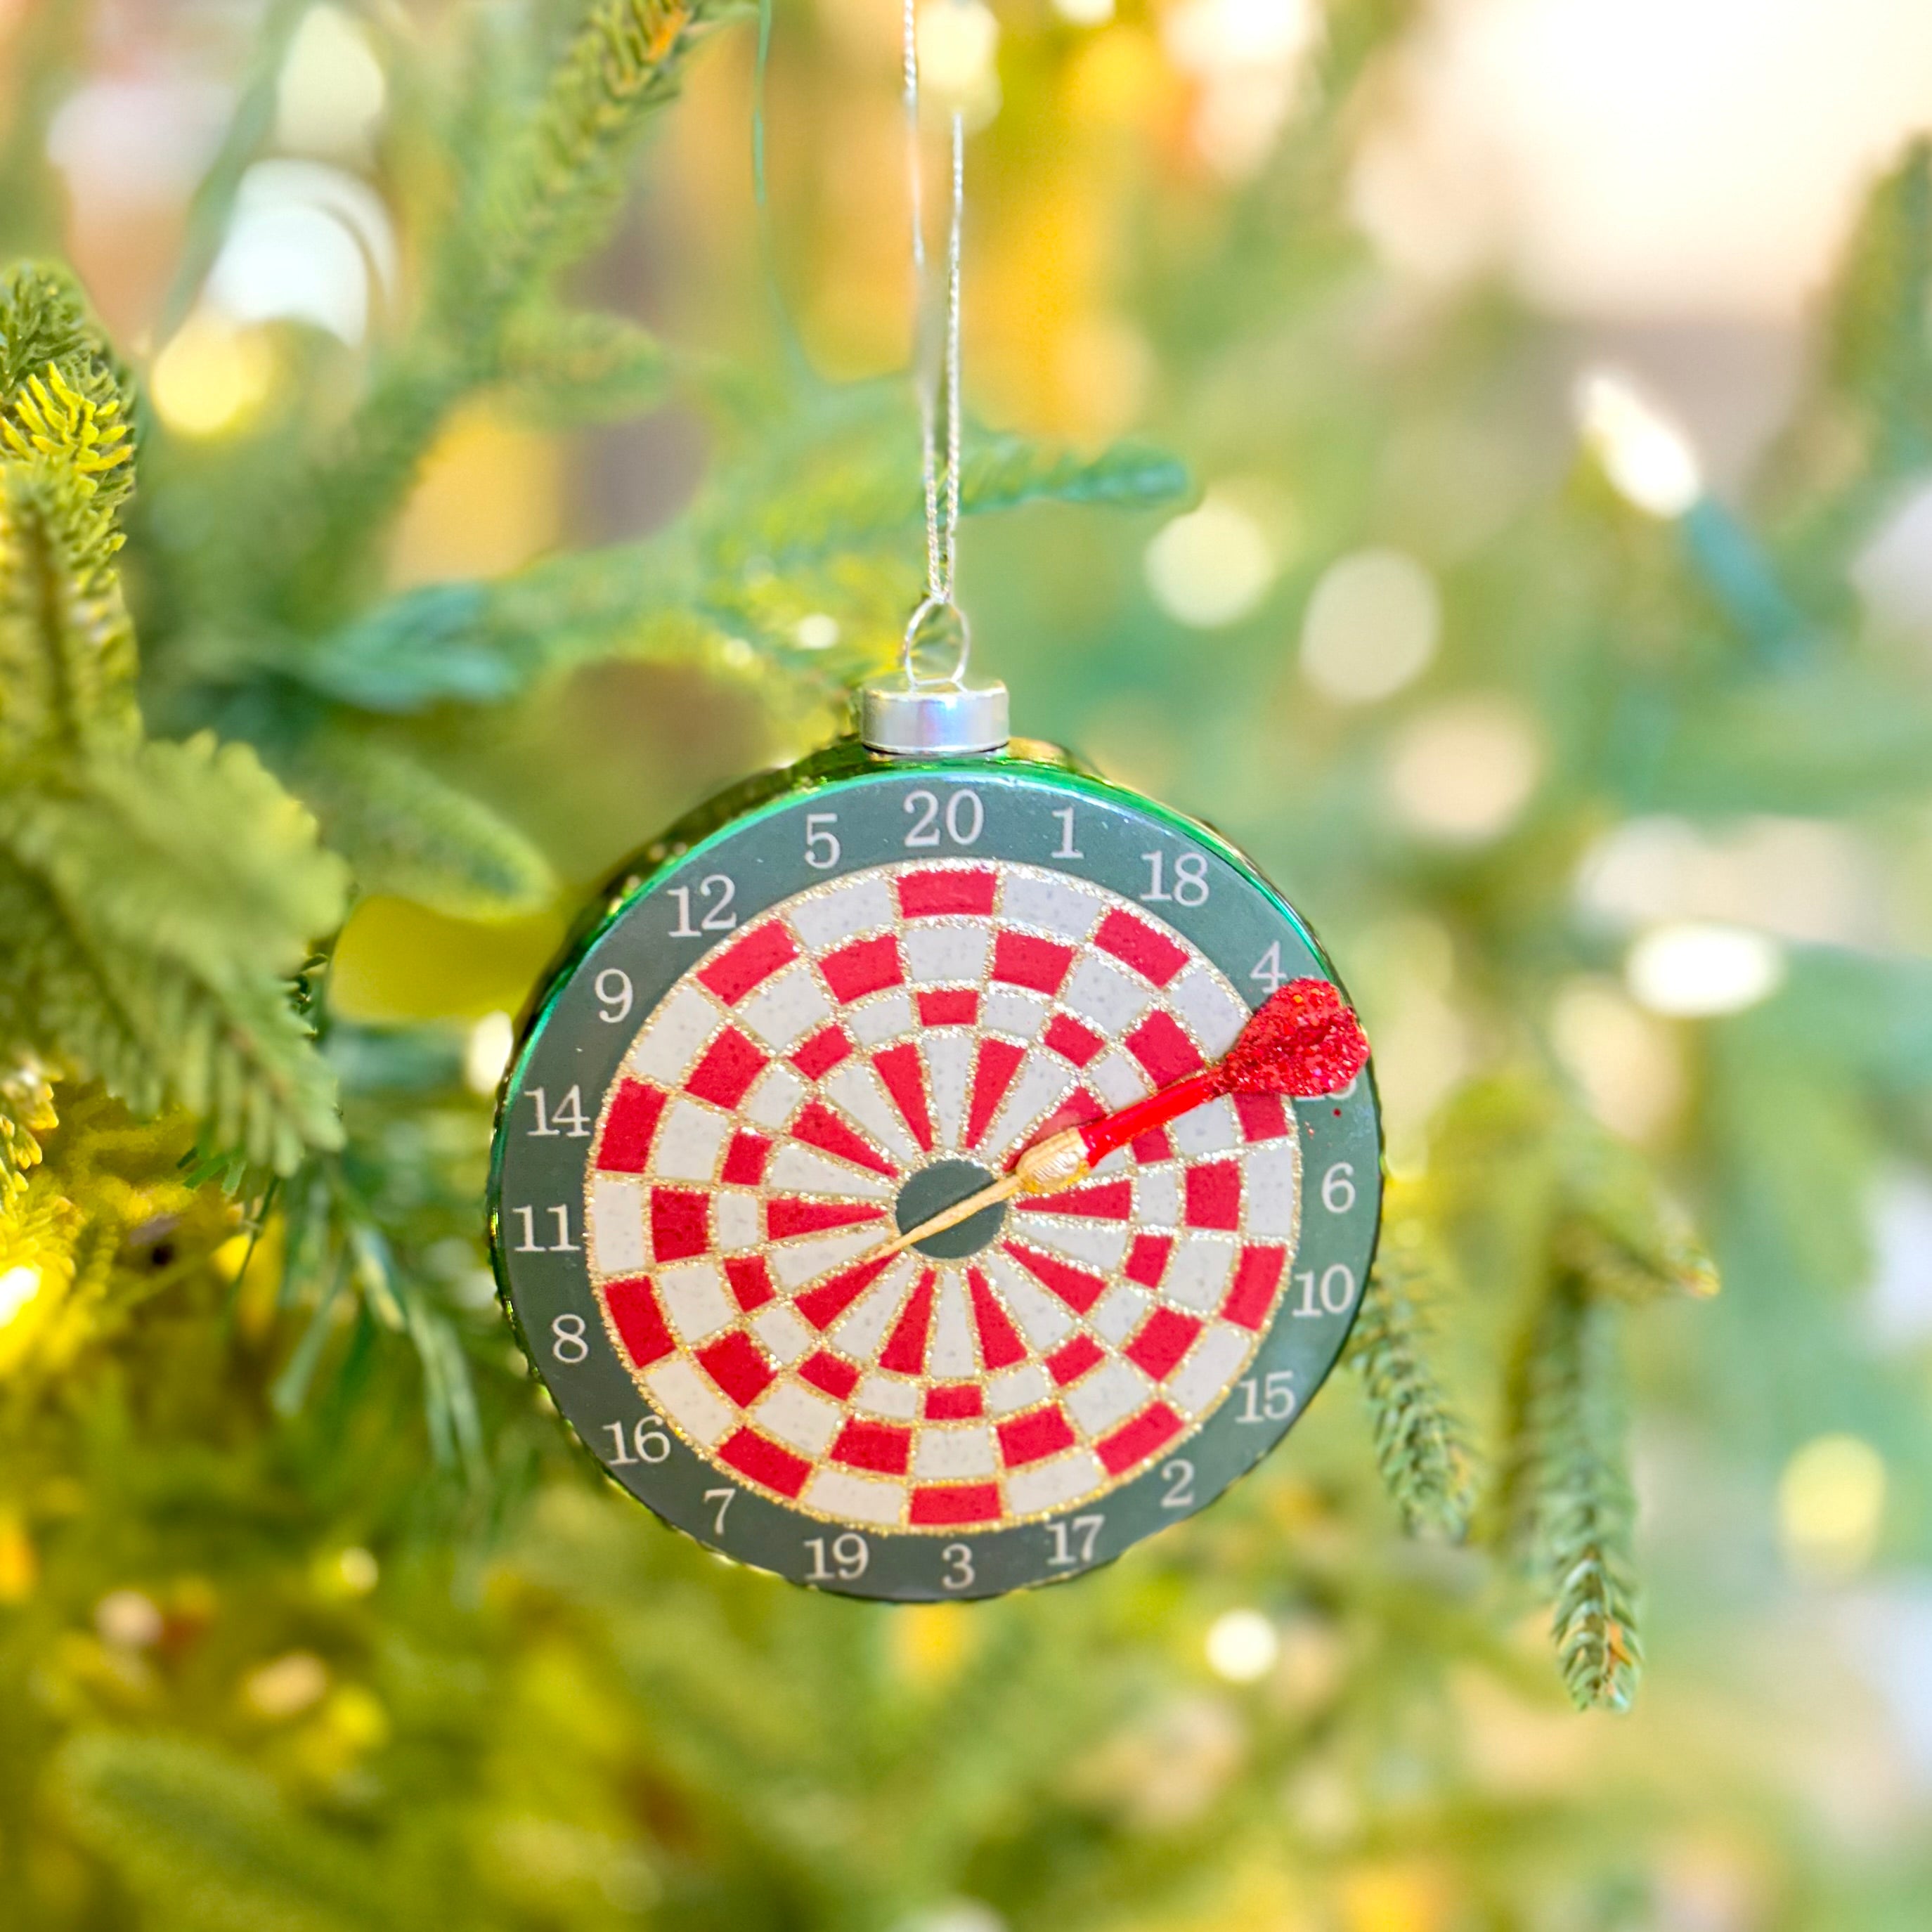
[1,1,1931,1928]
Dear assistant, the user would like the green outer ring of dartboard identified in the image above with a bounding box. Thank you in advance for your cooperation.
[487,735,1383,1602]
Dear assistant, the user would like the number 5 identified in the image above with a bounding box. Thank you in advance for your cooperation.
[804,812,840,869]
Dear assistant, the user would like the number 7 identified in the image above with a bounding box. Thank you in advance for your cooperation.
[704,1487,736,1536]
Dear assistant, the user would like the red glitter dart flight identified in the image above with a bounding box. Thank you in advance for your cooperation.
[869,979,1371,1263]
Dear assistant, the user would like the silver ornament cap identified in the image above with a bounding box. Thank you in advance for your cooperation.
[860,598,1009,758]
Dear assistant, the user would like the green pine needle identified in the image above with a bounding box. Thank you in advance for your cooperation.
[1498,1278,1645,1713]
[1347,1214,1476,1541]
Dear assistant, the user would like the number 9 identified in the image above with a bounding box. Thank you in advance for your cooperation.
[595,968,633,1023]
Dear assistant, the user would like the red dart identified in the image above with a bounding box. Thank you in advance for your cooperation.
[870,980,1368,1260]
[1017,978,1370,1190]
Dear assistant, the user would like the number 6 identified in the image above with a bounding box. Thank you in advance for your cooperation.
[1321,1162,1356,1214]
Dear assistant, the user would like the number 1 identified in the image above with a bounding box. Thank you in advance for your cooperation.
[1051,807,1083,859]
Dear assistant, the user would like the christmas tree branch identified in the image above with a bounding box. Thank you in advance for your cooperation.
[1347,1202,1476,1541]
[1497,1273,1645,1713]
[281,0,727,617]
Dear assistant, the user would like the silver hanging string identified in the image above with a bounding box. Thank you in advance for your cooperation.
[902,0,967,679]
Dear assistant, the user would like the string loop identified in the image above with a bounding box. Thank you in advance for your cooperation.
[902,1,967,683]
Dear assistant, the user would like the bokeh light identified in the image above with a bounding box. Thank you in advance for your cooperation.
[1299,547,1441,704]
[1625,922,1784,1018]
[1384,696,1543,843]
[1205,1607,1280,1683]
[1144,493,1275,627]
[1779,1434,1888,1581]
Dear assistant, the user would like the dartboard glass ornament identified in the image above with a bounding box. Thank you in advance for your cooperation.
[489,668,1382,1600]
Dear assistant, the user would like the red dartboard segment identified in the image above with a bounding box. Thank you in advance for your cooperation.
[698,922,799,1004]
[897,868,997,918]
[877,1269,937,1374]
[792,1025,855,1080]
[821,935,904,1002]
[581,855,1314,1534]
[686,1028,770,1108]
[872,1043,936,1152]
[965,1038,1025,1149]
[604,1277,675,1368]
[598,1080,669,1173]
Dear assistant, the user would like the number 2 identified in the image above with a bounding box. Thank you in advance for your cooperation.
[1160,1459,1195,1510]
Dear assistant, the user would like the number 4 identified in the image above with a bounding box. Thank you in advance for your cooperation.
[1251,942,1285,993]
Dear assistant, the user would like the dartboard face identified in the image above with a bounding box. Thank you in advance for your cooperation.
[491,750,1380,1599]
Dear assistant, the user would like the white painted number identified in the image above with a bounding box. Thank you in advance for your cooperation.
[1295,1264,1358,1317]
[1141,850,1210,907]
[512,1205,579,1253]
[527,1085,589,1139]
[1321,1162,1356,1214]
[903,791,940,846]
[1160,1459,1196,1510]
[704,1487,737,1536]
[1051,806,1083,859]
[1045,1514,1105,1567]
[668,874,737,937]
[602,1420,670,1465]
[804,812,841,869]
[594,968,633,1023]
[941,1543,975,1591]
[804,1532,870,1582]
[903,789,985,849]
[945,790,983,845]
[1250,941,1285,994]
[550,1313,589,1364]
[1236,1370,1297,1422]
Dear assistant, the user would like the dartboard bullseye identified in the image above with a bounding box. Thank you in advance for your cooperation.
[491,744,1381,1599]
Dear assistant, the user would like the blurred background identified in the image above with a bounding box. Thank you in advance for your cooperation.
[6,0,1932,1927]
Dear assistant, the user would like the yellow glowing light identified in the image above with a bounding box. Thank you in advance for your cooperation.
[1385,696,1542,845]
[1205,1607,1279,1683]
[336,1546,379,1595]
[245,1649,330,1718]
[465,1011,514,1096]
[1054,0,1115,22]
[917,0,1001,108]
[1625,921,1784,1018]
[95,1589,164,1649]
[794,613,839,651]
[1575,368,1703,517]
[275,5,387,161]
[1550,978,1684,1141]
[1779,1434,1886,1582]
[1145,494,1275,628]
[150,311,275,438]
[0,1264,41,1327]
[1300,547,1441,704]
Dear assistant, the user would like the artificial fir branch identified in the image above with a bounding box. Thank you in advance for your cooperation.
[1497,1274,1645,1713]
[0,1053,56,1202]
[283,0,723,615]
[1346,1200,1475,1541]
[1555,1115,1721,1306]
